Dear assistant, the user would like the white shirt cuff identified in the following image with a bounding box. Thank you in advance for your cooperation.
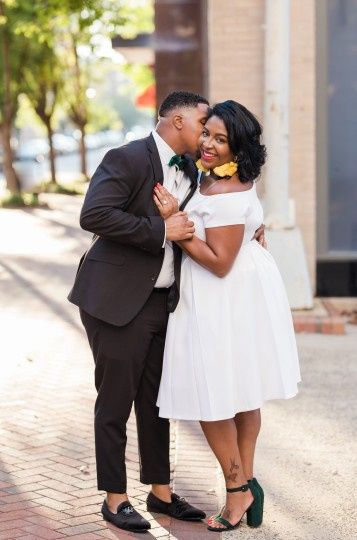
[162,222,166,248]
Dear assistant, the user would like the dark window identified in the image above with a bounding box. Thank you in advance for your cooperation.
[328,0,357,252]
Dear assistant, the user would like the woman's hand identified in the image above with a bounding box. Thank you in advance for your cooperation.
[253,224,267,249]
[153,184,179,219]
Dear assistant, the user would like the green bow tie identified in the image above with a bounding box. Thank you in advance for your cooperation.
[168,154,189,171]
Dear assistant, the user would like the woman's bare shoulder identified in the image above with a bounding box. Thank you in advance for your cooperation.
[200,177,254,196]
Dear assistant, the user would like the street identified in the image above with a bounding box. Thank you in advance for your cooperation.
[0,146,116,193]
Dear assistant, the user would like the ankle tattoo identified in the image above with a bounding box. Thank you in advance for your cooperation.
[223,508,232,521]
[226,457,240,483]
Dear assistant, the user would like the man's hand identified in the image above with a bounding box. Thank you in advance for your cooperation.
[253,223,267,248]
[166,212,195,241]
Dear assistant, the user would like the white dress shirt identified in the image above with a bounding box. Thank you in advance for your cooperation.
[152,130,192,288]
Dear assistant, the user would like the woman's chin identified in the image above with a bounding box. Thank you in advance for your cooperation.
[201,159,217,170]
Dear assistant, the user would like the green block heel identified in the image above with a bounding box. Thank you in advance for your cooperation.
[207,483,253,532]
[246,478,264,527]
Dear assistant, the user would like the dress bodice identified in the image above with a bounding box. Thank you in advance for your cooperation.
[185,182,264,246]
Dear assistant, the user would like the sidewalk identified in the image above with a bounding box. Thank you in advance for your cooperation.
[0,194,356,540]
[0,195,219,540]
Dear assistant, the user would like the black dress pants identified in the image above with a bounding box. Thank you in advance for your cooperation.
[80,290,170,493]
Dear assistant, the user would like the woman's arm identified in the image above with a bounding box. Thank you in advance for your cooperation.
[177,225,244,278]
[152,183,245,276]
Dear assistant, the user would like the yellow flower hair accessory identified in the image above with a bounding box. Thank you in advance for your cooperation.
[196,159,238,178]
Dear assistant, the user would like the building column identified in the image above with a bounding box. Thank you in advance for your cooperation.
[263,0,313,308]
[154,0,208,108]
[264,0,291,228]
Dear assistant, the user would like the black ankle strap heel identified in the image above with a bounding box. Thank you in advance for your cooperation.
[207,483,253,532]
[226,483,250,493]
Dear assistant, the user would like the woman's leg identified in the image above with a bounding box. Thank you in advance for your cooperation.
[234,409,261,479]
[200,419,253,528]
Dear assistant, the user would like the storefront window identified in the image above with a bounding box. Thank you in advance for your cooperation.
[328,0,357,252]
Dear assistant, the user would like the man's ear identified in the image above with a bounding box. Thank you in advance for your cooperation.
[172,114,183,130]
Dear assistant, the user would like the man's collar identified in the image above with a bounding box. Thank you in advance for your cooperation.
[151,130,176,165]
[150,130,197,185]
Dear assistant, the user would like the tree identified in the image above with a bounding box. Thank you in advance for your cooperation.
[0,0,92,192]
[63,30,90,179]
[0,0,27,194]
[23,42,63,184]
[0,0,154,193]
[59,0,154,179]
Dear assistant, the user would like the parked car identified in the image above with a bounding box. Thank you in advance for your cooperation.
[52,133,78,154]
[15,139,49,162]
[85,133,103,150]
[96,130,124,147]
[124,125,152,143]
[15,134,80,162]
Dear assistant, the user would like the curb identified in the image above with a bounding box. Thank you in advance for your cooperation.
[293,299,345,335]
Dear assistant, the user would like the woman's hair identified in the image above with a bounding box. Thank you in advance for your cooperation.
[209,100,266,183]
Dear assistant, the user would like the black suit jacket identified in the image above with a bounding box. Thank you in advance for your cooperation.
[68,134,198,326]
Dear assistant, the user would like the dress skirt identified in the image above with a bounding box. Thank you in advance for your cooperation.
[157,240,301,421]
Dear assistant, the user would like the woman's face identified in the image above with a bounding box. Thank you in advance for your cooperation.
[198,115,234,169]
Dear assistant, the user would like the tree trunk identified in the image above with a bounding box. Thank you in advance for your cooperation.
[44,117,57,184]
[0,1,21,194]
[72,35,88,180]
[79,123,87,180]
[1,123,21,193]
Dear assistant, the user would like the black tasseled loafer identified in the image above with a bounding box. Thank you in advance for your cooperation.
[101,499,151,533]
[146,492,206,521]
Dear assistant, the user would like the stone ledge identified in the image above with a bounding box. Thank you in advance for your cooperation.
[292,299,346,335]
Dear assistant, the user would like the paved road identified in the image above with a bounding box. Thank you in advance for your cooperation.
[0,194,356,540]
[0,146,114,192]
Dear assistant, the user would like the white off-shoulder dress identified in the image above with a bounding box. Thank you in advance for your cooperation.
[157,182,301,421]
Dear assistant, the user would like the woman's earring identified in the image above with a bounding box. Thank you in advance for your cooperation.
[234,155,238,163]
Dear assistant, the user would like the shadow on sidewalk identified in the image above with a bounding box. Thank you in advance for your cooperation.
[0,259,84,334]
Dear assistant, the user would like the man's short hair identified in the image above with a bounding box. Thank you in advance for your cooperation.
[158,90,209,117]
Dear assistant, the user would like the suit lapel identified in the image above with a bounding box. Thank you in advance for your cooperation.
[146,134,164,216]
[180,157,198,210]
[146,133,164,186]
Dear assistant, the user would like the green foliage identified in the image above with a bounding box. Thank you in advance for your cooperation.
[15,94,47,133]
[122,63,155,93]
[87,100,119,132]
[1,0,155,192]
[0,1,29,125]
[23,41,63,117]
[39,180,85,195]
[0,191,40,207]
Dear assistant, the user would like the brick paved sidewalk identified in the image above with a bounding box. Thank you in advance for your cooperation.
[0,195,220,540]
[2,194,355,540]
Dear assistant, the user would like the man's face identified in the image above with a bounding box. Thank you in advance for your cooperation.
[180,103,209,156]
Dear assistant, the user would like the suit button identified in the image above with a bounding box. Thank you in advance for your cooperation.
[151,276,156,281]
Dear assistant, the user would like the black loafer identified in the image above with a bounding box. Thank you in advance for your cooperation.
[101,499,151,533]
[146,492,206,521]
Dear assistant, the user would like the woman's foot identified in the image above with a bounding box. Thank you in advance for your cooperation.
[208,488,253,530]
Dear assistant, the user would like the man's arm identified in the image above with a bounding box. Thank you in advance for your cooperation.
[80,149,165,255]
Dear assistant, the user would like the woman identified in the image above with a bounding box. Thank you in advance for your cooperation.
[154,100,300,532]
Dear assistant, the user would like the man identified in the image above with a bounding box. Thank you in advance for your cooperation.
[68,91,210,533]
